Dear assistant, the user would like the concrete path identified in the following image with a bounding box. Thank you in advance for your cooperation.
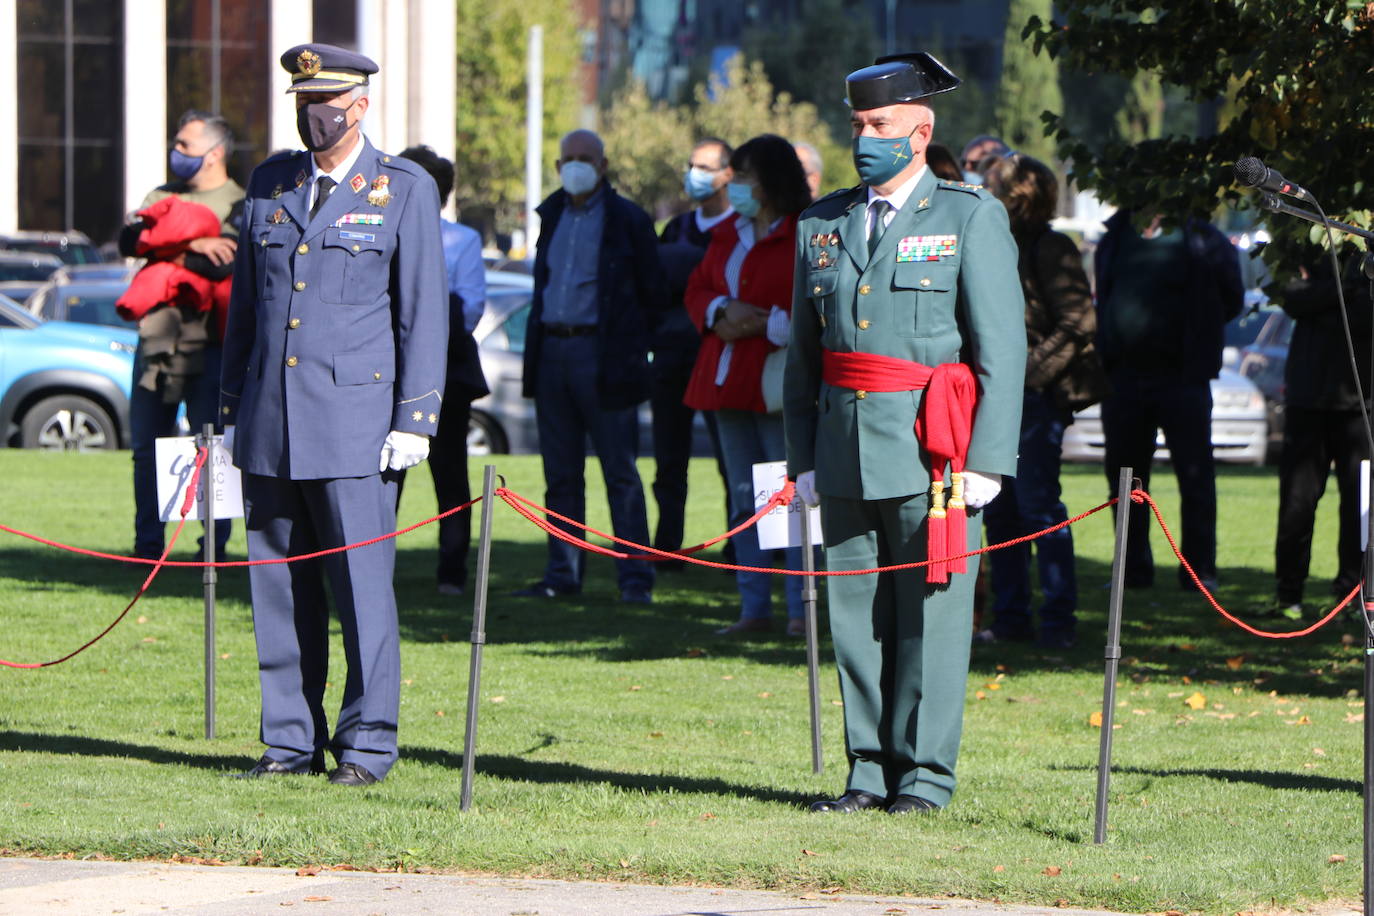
[0,856,1141,916]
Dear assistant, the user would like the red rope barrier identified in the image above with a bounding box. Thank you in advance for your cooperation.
[1131,488,1363,639]
[0,448,208,669]
[497,486,1118,576]
[0,496,481,568]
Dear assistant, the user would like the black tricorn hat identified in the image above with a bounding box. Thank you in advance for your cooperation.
[845,52,961,110]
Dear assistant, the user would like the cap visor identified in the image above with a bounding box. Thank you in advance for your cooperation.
[285,78,359,94]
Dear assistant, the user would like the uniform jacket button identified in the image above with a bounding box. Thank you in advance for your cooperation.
[373,371,381,380]
[813,285,822,294]
[288,318,301,329]
[285,356,298,367]
[920,277,931,287]
[856,389,867,399]
[297,243,308,254]
[858,319,870,330]
[859,284,871,295]
[294,280,306,291]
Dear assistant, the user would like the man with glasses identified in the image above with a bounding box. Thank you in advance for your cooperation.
[119,110,240,562]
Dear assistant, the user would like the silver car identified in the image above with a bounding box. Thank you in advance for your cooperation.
[1061,368,1269,466]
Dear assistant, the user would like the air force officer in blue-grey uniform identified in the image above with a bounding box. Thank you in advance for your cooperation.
[220,44,448,786]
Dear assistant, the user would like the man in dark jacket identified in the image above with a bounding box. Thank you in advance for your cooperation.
[1274,258,1372,615]
[1095,210,1243,590]
[515,129,665,603]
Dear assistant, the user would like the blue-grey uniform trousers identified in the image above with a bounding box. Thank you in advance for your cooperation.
[243,472,401,778]
[821,491,981,806]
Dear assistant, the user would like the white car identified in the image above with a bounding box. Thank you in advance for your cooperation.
[1060,368,1268,466]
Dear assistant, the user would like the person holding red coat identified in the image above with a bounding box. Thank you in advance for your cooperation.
[684,134,813,636]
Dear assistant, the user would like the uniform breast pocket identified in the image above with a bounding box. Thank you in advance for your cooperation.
[254,226,296,301]
[333,349,396,387]
[806,268,839,331]
[320,227,392,304]
[891,260,958,338]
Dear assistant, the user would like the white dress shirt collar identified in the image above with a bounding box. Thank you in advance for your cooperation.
[310,133,367,201]
[866,164,928,216]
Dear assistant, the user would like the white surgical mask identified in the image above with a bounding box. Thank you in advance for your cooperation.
[560,161,600,196]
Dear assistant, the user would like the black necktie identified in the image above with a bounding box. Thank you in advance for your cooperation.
[310,175,336,219]
[868,199,890,257]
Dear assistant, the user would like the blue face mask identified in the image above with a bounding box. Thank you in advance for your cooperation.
[852,124,918,187]
[727,181,760,218]
[684,167,717,201]
[169,148,204,181]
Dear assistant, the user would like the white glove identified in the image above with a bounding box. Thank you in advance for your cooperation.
[379,430,430,472]
[959,469,1002,510]
[765,306,791,347]
[220,425,235,455]
[795,470,820,508]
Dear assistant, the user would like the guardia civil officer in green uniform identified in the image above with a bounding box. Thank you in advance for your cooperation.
[785,53,1026,814]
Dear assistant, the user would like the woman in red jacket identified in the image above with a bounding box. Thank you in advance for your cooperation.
[684,134,812,636]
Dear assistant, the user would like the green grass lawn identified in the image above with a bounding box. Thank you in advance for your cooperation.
[0,450,1364,913]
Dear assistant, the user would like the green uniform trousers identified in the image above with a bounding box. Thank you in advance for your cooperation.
[821,491,980,806]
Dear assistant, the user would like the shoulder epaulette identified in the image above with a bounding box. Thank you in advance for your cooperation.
[802,185,863,219]
[936,179,992,198]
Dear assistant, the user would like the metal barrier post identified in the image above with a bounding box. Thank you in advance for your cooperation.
[200,424,218,740]
[801,503,823,774]
[460,464,497,811]
[1093,466,1134,844]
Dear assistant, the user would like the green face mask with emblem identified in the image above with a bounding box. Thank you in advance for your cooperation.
[852,124,917,187]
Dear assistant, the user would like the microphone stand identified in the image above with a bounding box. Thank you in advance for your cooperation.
[1257,191,1374,909]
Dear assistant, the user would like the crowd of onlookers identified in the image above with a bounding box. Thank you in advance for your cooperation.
[119,110,1371,642]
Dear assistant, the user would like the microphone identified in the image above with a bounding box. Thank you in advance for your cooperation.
[1234,156,1313,203]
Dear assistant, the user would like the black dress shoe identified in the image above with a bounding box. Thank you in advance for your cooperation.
[328,762,380,786]
[809,790,886,813]
[887,794,940,815]
[237,754,325,779]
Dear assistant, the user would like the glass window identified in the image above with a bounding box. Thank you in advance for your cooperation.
[498,299,533,354]
[167,0,271,186]
[17,3,123,240]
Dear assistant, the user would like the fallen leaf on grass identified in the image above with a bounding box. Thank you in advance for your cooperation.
[1330,854,1348,863]
[992,865,1005,873]
[831,700,844,706]
[1348,713,1365,723]
[984,682,1001,691]
[1163,910,1185,916]
[820,885,842,894]
[1042,865,1062,876]
[1184,692,1207,710]
[142,637,157,643]
[629,685,642,691]
[975,691,986,700]
[330,864,360,871]
[1055,900,1070,908]
[801,848,819,856]
[721,675,734,680]
[686,648,706,658]
[1226,655,1246,670]
[137,615,148,624]
[619,859,630,868]
[700,812,717,820]
[219,653,230,660]
[295,865,322,876]
[649,732,664,738]
[758,692,773,698]
[489,696,505,703]
[434,710,445,717]
[1314,747,1327,756]
[1294,715,1312,725]
[1088,711,1103,727]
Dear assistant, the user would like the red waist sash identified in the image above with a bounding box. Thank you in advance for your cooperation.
[821,349,978,583]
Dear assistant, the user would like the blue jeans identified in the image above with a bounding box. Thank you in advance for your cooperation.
[714,408,805,621]
[534,335,653,593]
[130,343,231,558]
[983,389,1077,641]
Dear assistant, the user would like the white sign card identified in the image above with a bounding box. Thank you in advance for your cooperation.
[752,460,822,551]
[154,435,244,521]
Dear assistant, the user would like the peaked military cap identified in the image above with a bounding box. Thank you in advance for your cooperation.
[280,43,378,94]
[845,52,961,110]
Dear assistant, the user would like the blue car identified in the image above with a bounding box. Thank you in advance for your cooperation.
[0,293,136,449]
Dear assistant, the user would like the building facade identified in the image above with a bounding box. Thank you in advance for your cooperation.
[1,0,457,244]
